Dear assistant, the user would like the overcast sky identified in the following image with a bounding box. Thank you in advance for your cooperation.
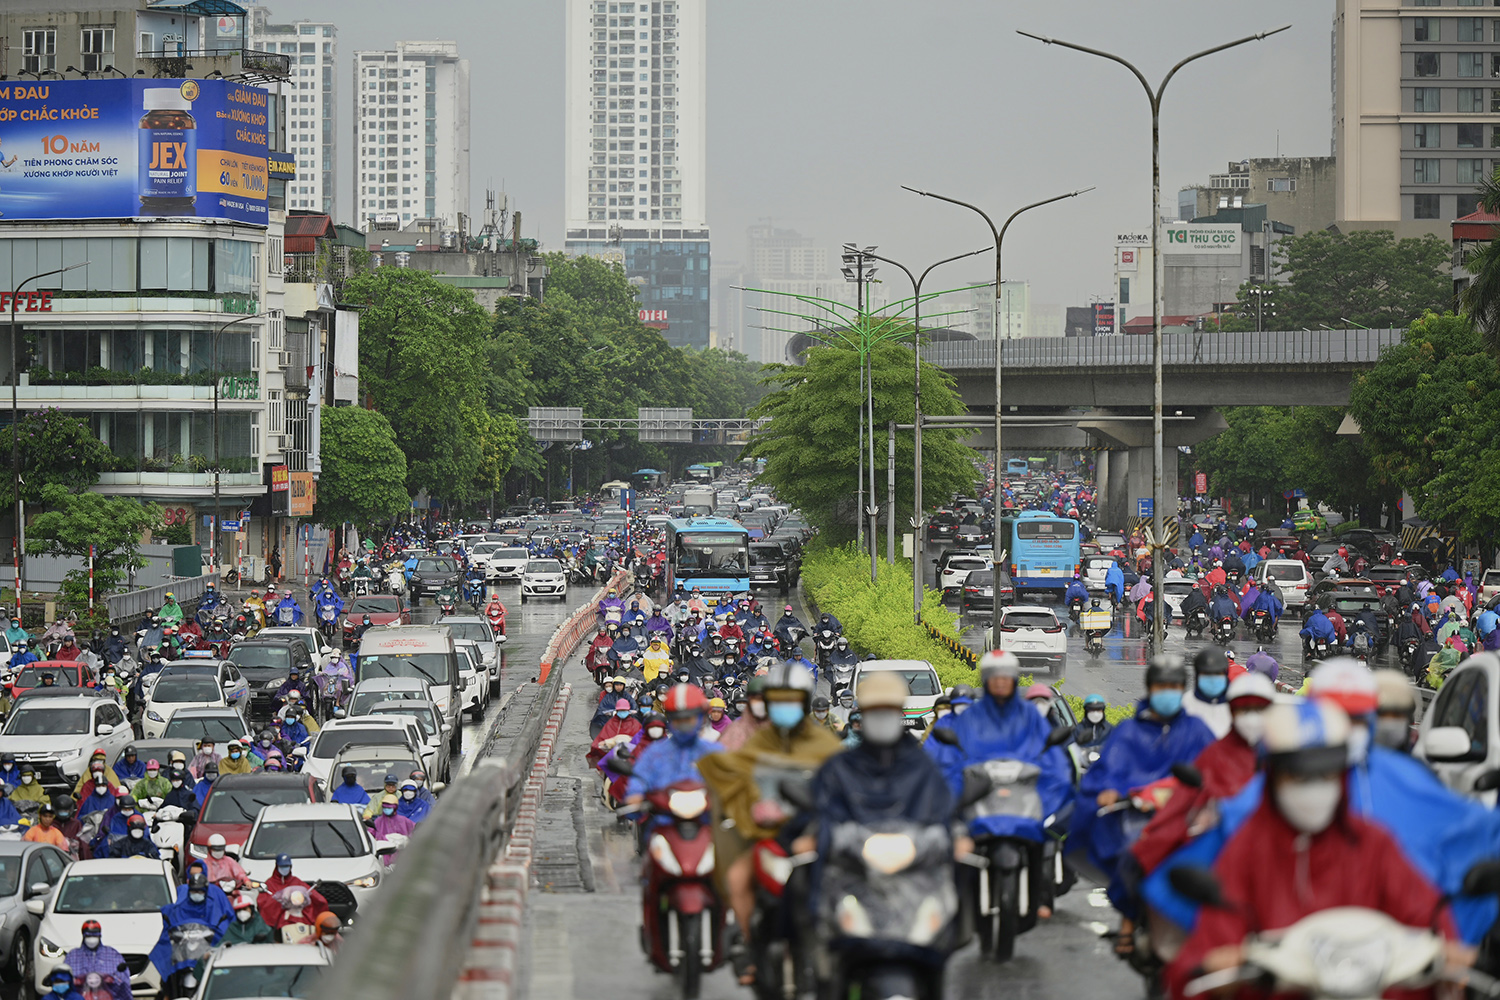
[278,0,1330,310]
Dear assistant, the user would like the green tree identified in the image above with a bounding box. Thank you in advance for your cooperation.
[345,268,493,505]
[26,483,162,603]
[1231,229,1451,330]
[747,337,977,542]
[1459,167,1500,353]
[0,408,113,509]
[316,407,410,529]
[1190,407,1296,515]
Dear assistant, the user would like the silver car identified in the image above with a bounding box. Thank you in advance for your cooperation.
[0,841,70,985]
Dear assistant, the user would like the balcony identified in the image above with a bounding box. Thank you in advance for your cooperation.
[135,48,291,82]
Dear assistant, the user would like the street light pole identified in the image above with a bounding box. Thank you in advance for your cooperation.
[900,185,1094,576]
[9,261,89,622]
[842,244,880,582]
[863,247,989,619]
[212,313,261,581]
[1018,25,1289,649]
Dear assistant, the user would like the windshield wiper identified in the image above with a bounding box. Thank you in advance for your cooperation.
[325,823,359,858]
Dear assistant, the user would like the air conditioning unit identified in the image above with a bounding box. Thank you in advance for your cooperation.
[268,434,290,452]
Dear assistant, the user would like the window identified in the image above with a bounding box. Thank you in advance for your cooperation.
[1414,158,1442,184]
[1414,123,1439,148]
[22,28,56,73]
[1415,16,1440,41]
[1461,52,1485,77]
[80,28,114,71]
[1460,16,1485,40]
[1415,52,1440,77]
[1431,667,1488,758]
[1267,177,1296,192]
[1461,87,1486,112]
[1414,87,1440,112]
[1461,123,1486,147]
[1459,193,1483,217]
[1460,158,1487,184]
[1413,193,1443,219]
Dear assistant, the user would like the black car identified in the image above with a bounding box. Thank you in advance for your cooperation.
[224,637,317,722]
[961,569,1014,617]
[1331,590,1392,648]
[749,542,793,594]
[926,510,960,544]
[408,556,462,601]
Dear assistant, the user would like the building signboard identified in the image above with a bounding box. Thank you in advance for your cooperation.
[288,471,315,517]
[1163,223,1240,255]
[1093,302,1116,335]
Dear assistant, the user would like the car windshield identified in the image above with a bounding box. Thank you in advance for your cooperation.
[948,559,986,572]
[415,559,455,575]
[1086,558,1114,571]
[311,728,407,759]
[358,652,452,687]
[202,785,315,824]
[966,572,993,586]
[1334,598,1378,615]
[1484,571,1500,586]
[1164,582,1198,596]
[495,549,527,560]
[1266,565,1306,582]
[371,705,437,738]
[884,670,940,697]
[55,872,171,913]
[203,963,326,1000]
[349,689,424,716]
[247,819,366,860]
[152,674,224,703]
[1003,611,1057,630]
[341,757,421,791]
[0,856,19,896]
[674,532,748,575]
[227,646,289,670]
[349,597,399,615]
[444,622,493,643]
[162,716,244,743]
[4,706,89,736]
[527,561,562,573]
[14,667,78,688]
[471,544,503,556]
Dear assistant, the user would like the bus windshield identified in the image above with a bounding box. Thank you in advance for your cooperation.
[357,652,452,687]
[674,532,748,576]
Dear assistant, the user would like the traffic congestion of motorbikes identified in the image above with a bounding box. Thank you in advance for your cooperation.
[564,466,1500,1000]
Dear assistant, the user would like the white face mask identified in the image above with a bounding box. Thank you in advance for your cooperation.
[1345,724,1371,766]
[210,847,224,858]
[748,700,767,721]
[129,829,144,840]
[321,933,337,944]
[1232,710,1267,747]
[1275,776,1343,834]
[236,909,253,923]
[20,775,31,785]
[860,710,905,746]
[1374,716,1410,750]
[1085,710,1105,725]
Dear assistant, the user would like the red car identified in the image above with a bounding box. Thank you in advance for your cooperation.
[8,660,97,698]
[190,771,322,865]
[342,594,411,643]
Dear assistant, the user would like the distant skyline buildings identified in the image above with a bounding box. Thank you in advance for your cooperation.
[247,7,337,218]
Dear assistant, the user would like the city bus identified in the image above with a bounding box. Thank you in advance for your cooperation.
[1004,510,1082,594]
[1004,458,1029,477]
[664,517,751,594]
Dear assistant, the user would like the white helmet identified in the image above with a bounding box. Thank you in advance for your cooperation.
[208,833,226,849]
[979,649,1020,682]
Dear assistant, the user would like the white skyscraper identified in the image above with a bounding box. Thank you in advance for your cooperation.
[247,7,337,217]
[564,0,712,349]
[352,41,471,229]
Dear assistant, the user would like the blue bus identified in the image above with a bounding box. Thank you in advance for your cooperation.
[664,517,750,594]
[1004,458,1029,477]
[1005,510,1081,593]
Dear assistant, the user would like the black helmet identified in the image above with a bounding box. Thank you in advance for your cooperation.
[187,870,208,891]
[1145,653,1188,689]
[811,695,830,711]
[1192,647,1229,677]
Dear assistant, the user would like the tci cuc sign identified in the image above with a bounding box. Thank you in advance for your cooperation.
[0,291,55,312]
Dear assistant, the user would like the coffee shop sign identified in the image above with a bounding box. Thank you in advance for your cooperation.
[220,373,259,400]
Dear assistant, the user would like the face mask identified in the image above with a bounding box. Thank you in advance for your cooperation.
[171,780,183,788]
[1375,716,1410,750]
[20,775,31,785]
[189,891,206,904]
[261,739,273,749]
[1197,675,1228,700]
[1232,710,1267,746]
[402,790,415,800]
[229,752,241,760]
[83,935,100,950]
[1275,776,1342,834]
[646,726,665,739]
[1346,724,1371,766]
[277,865,292,877]
[615,710,631,719]
[749,700,768,721]
[383,806,396,816]
[861,710,905,746]
[1085,709,1105,724]
[321,933,337,944]
[236,909,254,923]
[52,985,69,995]
[767,703,805,729]
[1148,690,1184,717]
[202,748,214,757]
[813,710,828,721]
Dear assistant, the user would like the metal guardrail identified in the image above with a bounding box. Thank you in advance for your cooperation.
[104,574,210,623]
[920,328,1404,371]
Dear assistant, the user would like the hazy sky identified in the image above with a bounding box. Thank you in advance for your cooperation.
[277,0,1330,309]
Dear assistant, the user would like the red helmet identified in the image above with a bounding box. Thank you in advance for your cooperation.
[659,684,708,715]
[81,919,102,936]
[1024,684,1057,701]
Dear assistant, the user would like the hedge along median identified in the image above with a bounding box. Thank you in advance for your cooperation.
[799,542,978,687]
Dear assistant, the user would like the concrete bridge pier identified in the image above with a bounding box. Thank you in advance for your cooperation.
[1099,450,1129,530]
[1081,409,1227,530]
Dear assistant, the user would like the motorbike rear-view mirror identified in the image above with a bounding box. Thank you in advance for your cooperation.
[1464,860,1500,897]
[1171,763,1204,789]
[779,777,815,814]
[929,726,961,748]
[1045,725,1073,749]
[957,769,993,810]
[1474,770,1500,794]
[1168,865,1225,908]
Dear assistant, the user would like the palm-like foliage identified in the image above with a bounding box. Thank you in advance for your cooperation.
[1460,168,1500,353]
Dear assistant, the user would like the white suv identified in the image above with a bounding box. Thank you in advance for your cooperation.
[989,607,1067,676]
[849,660,944,731]
[1252,558,1312,611]
[0,694,133,792]
[938,552,990,597]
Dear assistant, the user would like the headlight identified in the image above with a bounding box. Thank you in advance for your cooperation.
[55,748,83,760]
[346,872,380,889]
[861,833,917,875]
[38,936,65,959]
[146,710,164,723]
[189,842,208,859]
[1311,937,1389,998]
[667,788,708,820]
[695,843,716,876]
[648,833,683,876]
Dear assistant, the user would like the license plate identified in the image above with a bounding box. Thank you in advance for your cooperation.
[1035,567,1053,575]
[981,588,993,597]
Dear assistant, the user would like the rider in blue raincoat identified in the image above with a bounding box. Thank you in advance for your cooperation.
[150,871,229,990]
[1104,561,1126,604]
[1072,655,1214,918]
[1064,575,1090,607]
[312,584,343,626]
[269,594,303,627]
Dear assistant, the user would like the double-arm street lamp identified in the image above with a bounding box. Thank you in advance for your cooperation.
[1017,25,1289,647]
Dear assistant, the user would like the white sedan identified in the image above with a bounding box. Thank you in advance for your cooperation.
[988,606,1067,676]
[520,559,568,602]
[34,859,177,996]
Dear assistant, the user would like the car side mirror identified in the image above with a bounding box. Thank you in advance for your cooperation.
[1474,770,1500,793]
[1168,865,1225,908]
[432,781,446,793]
[96,723,114,737]
[375,843,398,859]
[1423,726,1479,763]
[441,724,453,737]
[24,898,44,916]
[26,881,49,899]
[1045,725,1074,749]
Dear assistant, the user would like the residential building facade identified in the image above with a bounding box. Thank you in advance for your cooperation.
[246,7,337,218]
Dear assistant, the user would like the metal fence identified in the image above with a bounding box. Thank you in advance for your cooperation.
[105,574,212,623]
[920,328,1405,371]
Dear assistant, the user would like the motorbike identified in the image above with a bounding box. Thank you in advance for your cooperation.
[1068,597,1084,629]
[271,603,299,628]
[1184,607,1210,640]
[163,922,216,998]
[1211,616,1236,646]
[487,608,506,638]
[1251,609,1277,643]
[137,796,188,871]
[1349,621,1375,663]
[352,577,371,598]
[1306,635,1333,662]
[828,655,858,700]
[813,628,840,670]
[635,562,656,597]
[1080,607,1111,659]
[316,604,339,641]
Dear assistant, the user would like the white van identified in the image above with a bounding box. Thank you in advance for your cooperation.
[355,627,461,751]
[1253,558,1312,610]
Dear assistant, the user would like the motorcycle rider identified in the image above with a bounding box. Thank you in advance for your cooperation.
[10,640,37,668]
[1075,655,1215,950]
[269,591,303,627]
[1350,600,1382,656]
[1180,647,1232,738]
[641,636,672,684]
[225,893,274,947]
[113,746,147,785]
[621,684,722,809]
[585,626,615,680]
[22,801,68,850]
[1165,698,1466,998]
[102,625,129,667]
[1074,693,1113,749]
[111,813,160,859]
[1299,599,1338,654]
[3,617,25,648]
[312,582,343,630]
[772,605,806,649]
[1207,585,1239,630]
[717,675,769,752]
[64,920,132,1000]
[203,833,248,894]
[150,869,228,996]
[159,592,185,627]
[925,649,1073,920]
[1372,668,1417,752]
[396,779,430,824]
[1064,573,1090,615]
[330,766,368,807]
[695,661,841,985]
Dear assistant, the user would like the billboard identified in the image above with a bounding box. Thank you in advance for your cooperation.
[1163,223,1240,255]
[1117,248,1139,272]
[288,471,315,517]
[0,78,269,225]
[1092,302,1116,335]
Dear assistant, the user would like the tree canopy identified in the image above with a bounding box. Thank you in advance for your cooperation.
[0,408,113,510]
[26,483,162,605]
[315,407,410,529]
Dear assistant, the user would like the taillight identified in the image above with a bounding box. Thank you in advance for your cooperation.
[1043,625,1064,634]
[999,625,1019,633]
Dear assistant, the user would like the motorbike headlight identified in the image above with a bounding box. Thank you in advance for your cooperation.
[834,894,874,937]
[38,936,65,959]
[1310,936,1389,999]
[667,788,708,820]
[861,833,917,875]
[695,843,716,876]
[346,872,381,889]
[648,833,683,876]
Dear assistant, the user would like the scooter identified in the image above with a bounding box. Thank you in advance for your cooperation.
[352,577,371,598]
[1184,607,1210,640]
[1251,609,1277,643]
[1211,616,1236,646]
[813,628,840,670]
[316,604,339,642]
[138,796,188,873]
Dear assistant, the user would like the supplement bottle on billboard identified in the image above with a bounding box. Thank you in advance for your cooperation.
[139,84,198,215]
